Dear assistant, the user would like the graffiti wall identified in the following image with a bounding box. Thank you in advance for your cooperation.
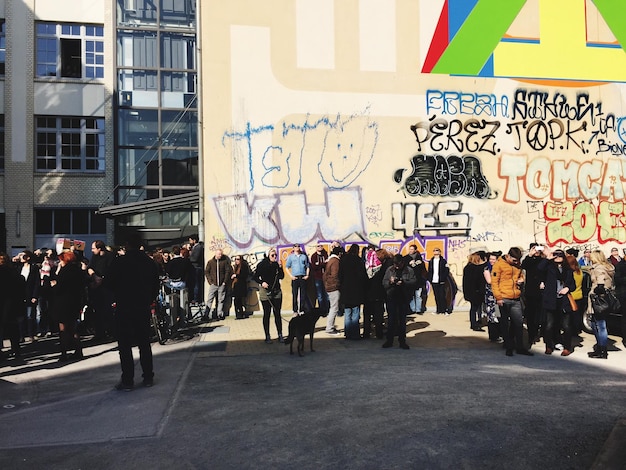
[201,0,626,306]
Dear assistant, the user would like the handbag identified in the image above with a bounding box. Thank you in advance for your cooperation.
[566,293,578,312]
[590,289,620,317]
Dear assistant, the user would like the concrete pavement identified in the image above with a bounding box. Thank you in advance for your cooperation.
[1,309,626,469]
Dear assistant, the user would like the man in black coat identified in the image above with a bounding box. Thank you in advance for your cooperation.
[428,247,450,314]
[106,234,160,391]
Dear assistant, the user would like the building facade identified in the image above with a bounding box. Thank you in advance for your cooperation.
[0,0,199,256]
[200,0,626,305]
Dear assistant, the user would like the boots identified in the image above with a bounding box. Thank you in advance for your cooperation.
[72,336,83,360]
[589,346,608,359]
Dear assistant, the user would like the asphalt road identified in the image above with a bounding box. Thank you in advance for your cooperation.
[1,310,625,469]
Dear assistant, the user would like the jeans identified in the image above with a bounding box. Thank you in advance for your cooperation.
[326,290,340,332]
[291,277,309,312]
[499,298,524,351]
[207,284,227,318]
[469,300,482,329]
[432,282,447,313]
[524,294,543,344]
[363,300,384,338]
[386,298,408,343]
[193,266,204,302]
[344,305,361,339]
[592,318,608,347]
[115,309,153,386]
[544,308,572,350]
[409,288,423,313]
[314,279,329,313]
[261,297,282,339]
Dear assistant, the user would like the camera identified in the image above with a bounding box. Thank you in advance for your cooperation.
[536,245,544,251]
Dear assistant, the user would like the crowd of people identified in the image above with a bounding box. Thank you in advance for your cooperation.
[462,244,626,359]
[5,234,626,386]
[240,242,457,349]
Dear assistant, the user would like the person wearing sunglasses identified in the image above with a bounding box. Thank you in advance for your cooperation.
[253,248,285,343]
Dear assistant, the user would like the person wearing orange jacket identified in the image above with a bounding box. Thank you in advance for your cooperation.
[491,247,533,357]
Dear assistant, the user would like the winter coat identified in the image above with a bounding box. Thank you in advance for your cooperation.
[491,256,523,301]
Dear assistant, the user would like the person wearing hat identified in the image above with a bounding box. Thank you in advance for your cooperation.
[285,243,311,315]
[537,247,576,356]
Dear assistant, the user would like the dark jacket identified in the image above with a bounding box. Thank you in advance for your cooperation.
[404,253,427,287]
[232,260,250,298]
[339,253,368,308]
[462,262,487,304]
[106,249,160,314]
[366,257,393,302]
[0,264,26,323]
[323,255,340,293]
[428,256,449,284]
[613,259,626,302]
[205,256,233,286]
[383,264,417,302]
[165,256,195,285]
[53,262,86,324]
[537,258,576,312]
[521,255,545,297]
[253,256,284,300]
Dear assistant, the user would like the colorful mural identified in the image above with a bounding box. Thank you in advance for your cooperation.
[201,0,626,306]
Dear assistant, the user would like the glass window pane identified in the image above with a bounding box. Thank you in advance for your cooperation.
[72,210,89,234]
[55,210,71,233]
[35,210,54,234]
[118,109,158,146]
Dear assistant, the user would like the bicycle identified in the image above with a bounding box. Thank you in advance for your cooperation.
[151,278,207,344]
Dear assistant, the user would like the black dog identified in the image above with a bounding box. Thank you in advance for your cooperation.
[284,309,322,356]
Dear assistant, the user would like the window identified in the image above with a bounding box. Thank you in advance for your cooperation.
[0,115,4,172]
[36,22,104,79]
[36,116,105,172]
[35,208,107,251]
[0,20,5,75]
[35,209,107,235]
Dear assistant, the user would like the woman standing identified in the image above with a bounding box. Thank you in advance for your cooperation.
[51,251,86,361]
[462,251,487,332]
[253,248,284,343]
[587,250,615,359]
[566,254,584,335]
[483,252,501,342]
[231,256,250,319]
[538,248,576,356]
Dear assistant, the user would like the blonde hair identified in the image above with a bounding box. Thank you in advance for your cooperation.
[590,250,611,267]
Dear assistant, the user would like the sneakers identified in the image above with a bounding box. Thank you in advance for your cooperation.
[114,381,134,392]
[399,343,410,350]
[382,341,393,348]
[554,343,564,351]
[264,338,273,344]
[142,378,154,388]
[325,329,340,335]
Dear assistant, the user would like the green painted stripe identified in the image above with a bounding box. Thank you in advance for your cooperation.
[432,0,527,75]
[592,0,626,54]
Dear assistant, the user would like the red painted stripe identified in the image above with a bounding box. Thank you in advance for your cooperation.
[422,1,450,73]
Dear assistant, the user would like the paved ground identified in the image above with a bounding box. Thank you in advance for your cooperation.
[1,309,626,469]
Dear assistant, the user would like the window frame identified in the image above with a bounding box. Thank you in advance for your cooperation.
[35,115,105,173]
[36,22,105,79]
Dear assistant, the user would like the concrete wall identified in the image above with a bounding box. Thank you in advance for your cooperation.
[201,0,626,303]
